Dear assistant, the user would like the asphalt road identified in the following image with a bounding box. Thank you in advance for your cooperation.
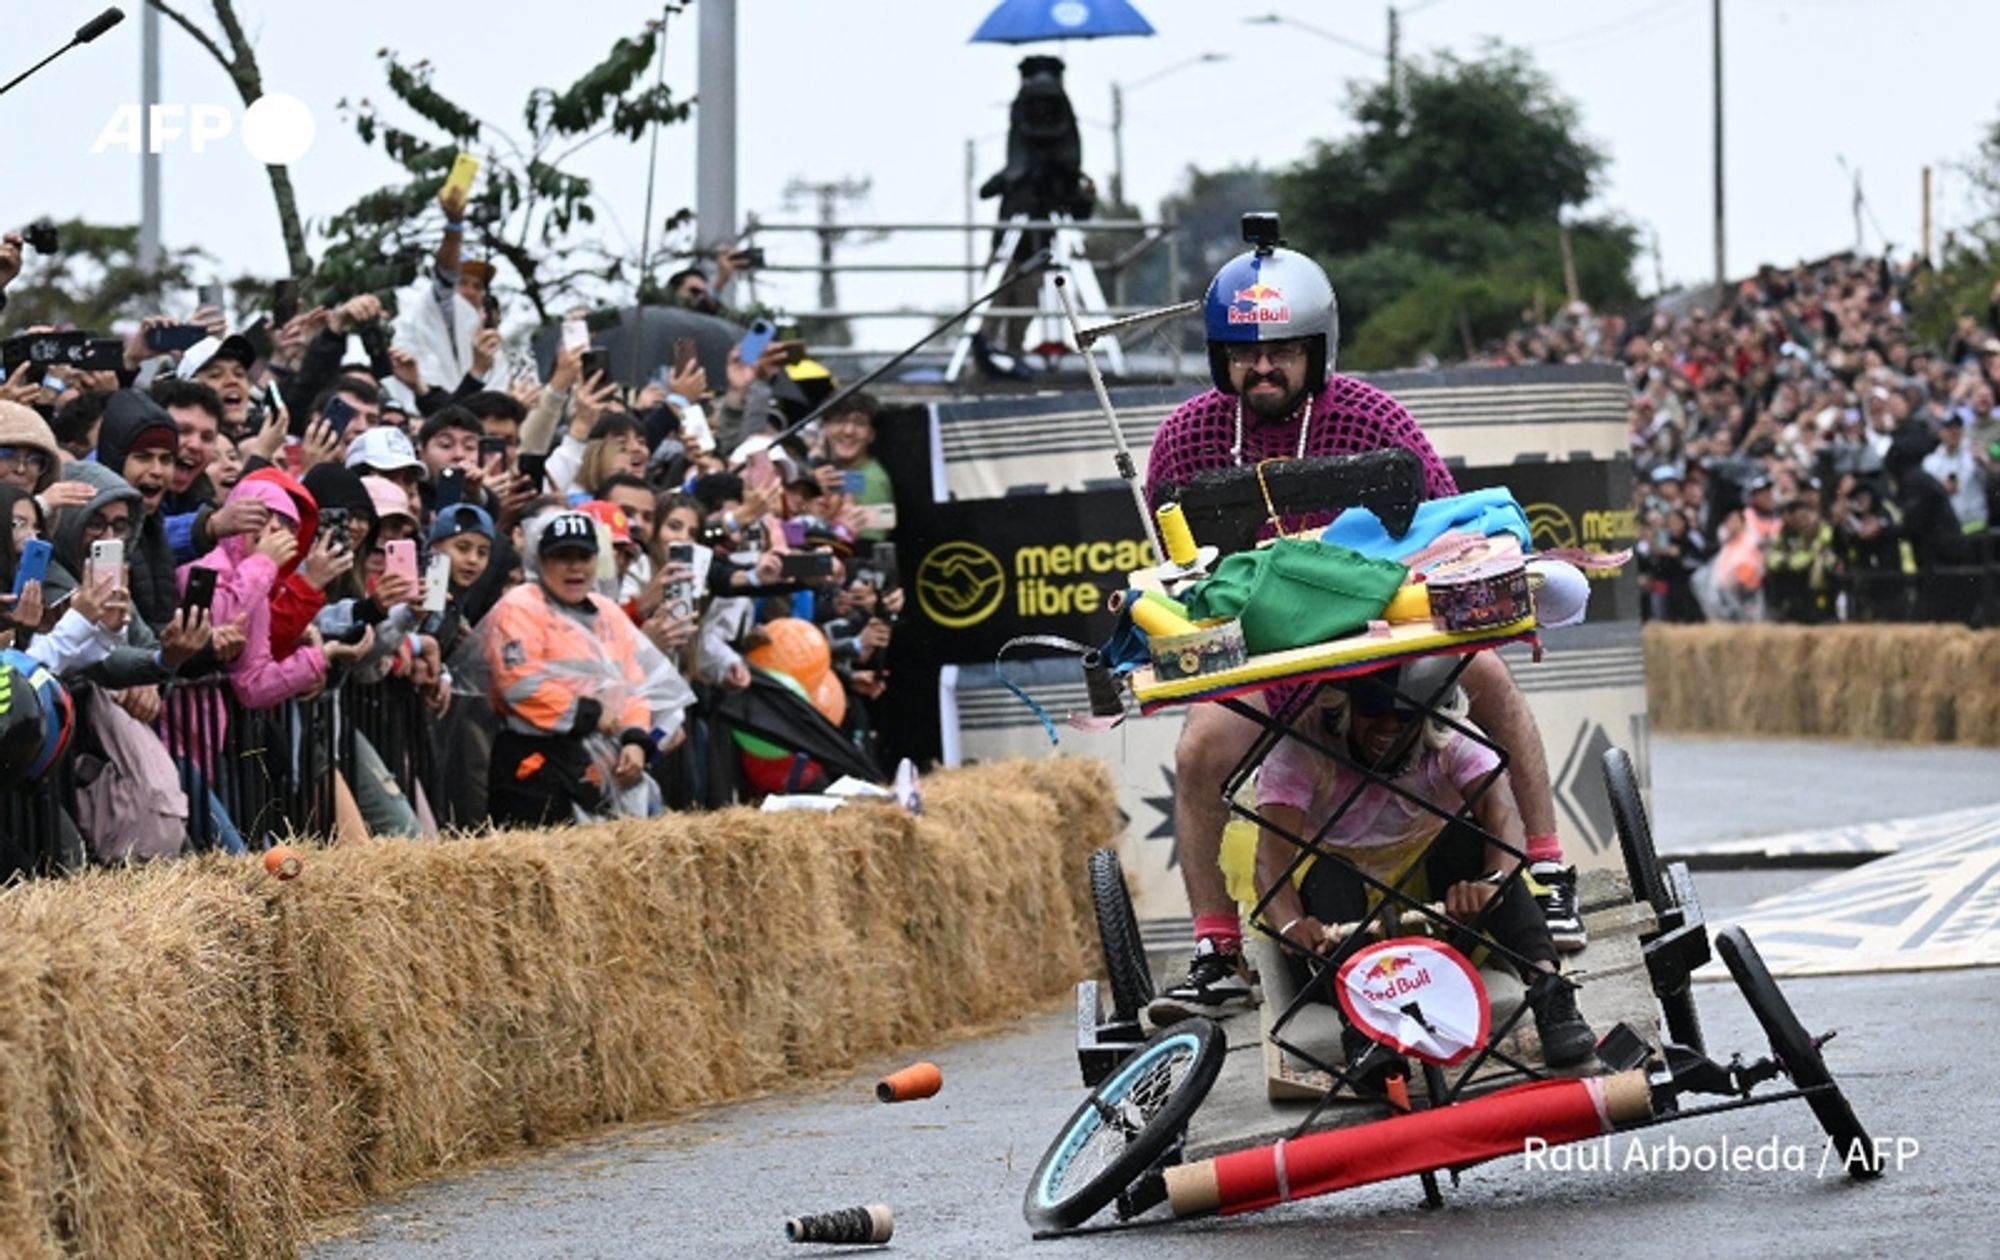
[309,737,2000,1259]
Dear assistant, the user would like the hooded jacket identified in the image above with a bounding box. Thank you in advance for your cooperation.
[0,400,62,494]
[483,513,652,742]
[181,470,326,711]
[39,460,172,690]
[92,390,182,630]
[239,466,326,657]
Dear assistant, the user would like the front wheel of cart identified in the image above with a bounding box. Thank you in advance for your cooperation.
[1716,926,1881,1179]
[1024,1018,1226,1231]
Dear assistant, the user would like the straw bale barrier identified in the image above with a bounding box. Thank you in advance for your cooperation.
[1646,623,2000,744]
[0,757,1117,1259]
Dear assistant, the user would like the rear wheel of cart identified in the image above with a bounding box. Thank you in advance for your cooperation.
[1716,925,1881,1179]
[1091,848,1155,1022]
[1025,1018,1225,1231]
[1603,747,1706,1051]
[1602,746,1669,913]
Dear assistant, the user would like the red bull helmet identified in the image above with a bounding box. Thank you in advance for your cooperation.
[1202,212,1339,394]
[0,649,73,785]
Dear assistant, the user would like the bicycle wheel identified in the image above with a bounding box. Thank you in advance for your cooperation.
[1716,926,1880,1179]
[1090,848,1155,1021]
[1656,862,1707,1054]
[1602,746,1670,914]
[1024,1019,1226,1231]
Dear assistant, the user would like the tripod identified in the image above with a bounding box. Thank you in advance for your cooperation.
[947,214,1126,383]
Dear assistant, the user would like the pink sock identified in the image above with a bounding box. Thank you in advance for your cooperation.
[1525,832,1564,864]
[1193,913,1241,952]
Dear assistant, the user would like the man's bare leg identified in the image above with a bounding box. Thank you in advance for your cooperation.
[1148,698,1266,1023]
[1461,650,1586,950]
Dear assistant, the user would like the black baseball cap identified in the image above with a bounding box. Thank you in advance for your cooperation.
[538,510,600,558]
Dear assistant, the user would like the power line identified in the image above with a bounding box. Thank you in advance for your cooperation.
[1536,0,1692,51]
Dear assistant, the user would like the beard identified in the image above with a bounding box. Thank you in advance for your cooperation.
[1242,371,1307,420]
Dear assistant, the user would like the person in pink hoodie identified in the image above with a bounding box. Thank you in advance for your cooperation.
[172,471,369,767]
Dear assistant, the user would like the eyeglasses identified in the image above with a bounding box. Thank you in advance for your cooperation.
[84,513,134,538]
[0,447,51,474]
[10,513,37,537]
[1223,342,1308,369]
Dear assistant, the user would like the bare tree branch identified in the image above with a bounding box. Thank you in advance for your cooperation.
[208,0,266,98]
[149,0,310,277]
[146,0,231,71]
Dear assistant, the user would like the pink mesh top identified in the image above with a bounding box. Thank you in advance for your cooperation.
[1144,376,1459,536]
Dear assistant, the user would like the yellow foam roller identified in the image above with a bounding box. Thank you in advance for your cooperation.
[1383,582,1432,623]
[1128,592,1199,637]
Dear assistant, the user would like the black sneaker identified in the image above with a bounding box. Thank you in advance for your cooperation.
[1145,938,1253,1025]
[1528,974,1597,1068]
[1530,861,1587,954]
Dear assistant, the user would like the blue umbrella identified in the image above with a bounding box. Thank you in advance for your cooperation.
[970,0,1155,44]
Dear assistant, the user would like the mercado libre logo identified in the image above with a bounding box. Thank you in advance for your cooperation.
[915,541,1007,629]
[1524,500,1639,577]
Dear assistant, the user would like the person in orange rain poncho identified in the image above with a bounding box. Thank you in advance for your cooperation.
[482,508,658,828]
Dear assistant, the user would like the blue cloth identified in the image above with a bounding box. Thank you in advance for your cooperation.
[1318,487,1532,561]
[165,509,202,565]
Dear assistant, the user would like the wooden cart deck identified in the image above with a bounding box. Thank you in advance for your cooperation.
[1180,867,1659,1161]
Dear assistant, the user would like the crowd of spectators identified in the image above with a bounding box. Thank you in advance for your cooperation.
[0,183,902,877]
[1478,252,1998,626]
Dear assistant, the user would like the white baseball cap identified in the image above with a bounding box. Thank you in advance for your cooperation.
[344,426,427,479]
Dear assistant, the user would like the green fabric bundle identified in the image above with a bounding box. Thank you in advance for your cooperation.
[1181,537,1409,654]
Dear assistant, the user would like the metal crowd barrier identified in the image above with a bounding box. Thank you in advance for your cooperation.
[1,669,444,879]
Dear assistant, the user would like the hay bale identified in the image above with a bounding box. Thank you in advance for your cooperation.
[1646,624,2000,744]
[0,758,1117,1259]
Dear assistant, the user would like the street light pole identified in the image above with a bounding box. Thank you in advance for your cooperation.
[1111,82,1125,208]
[1110,54,1227,212]
[1712,0,1726,308]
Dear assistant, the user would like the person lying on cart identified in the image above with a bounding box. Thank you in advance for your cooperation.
[1247,657,1598,1070]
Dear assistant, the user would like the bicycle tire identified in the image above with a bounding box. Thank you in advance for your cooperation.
[1024,1019,1226,1231]
[1716,926,1881,1179]
[1656,862,1707,1054]
[1602,746,1671,914]
[1090,848,1155,1021]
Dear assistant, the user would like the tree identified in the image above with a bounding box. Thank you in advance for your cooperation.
[1906,114,2000,347]
[0,220,212,331]
[316,25,692,322]
[1273,41,1640,369]
[148,1,312,277]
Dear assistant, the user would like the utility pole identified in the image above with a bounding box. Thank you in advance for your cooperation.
[1650,228,1666,298]
[1711,0,1725,308]
[784,175,871,344]
[139,3,161,274]
[695,0,737,252]
[1386,6,1401,126]
[964,139,977,305]
[1922,166,1933,264]
[1110,82,1125,207]
[1852,168,1864,254]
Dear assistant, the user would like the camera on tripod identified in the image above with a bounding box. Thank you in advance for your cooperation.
[21,219,59,254]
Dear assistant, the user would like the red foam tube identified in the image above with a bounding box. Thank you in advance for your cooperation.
[1170,1072,1645,1217]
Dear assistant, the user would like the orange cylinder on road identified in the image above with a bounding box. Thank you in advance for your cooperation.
[875,1061,943,1103]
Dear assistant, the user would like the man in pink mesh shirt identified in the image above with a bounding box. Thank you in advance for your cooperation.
[1142,215,1585,1026]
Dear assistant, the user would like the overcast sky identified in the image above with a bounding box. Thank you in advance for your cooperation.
[8,0,1998,343]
